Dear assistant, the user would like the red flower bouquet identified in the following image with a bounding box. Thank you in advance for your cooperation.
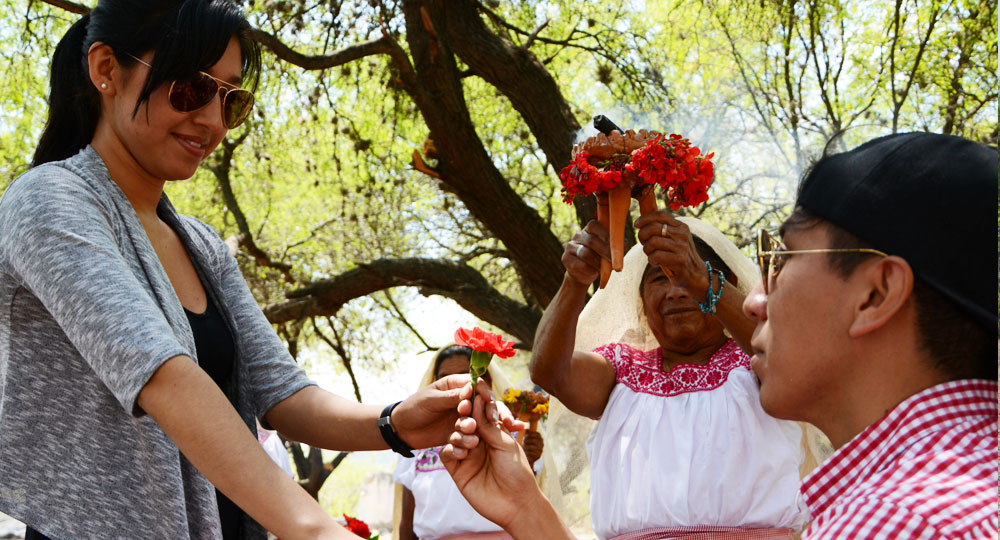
[454,327,516,384]
[343,514,378,539]
[624,134,714,210]
[559,132,714,209]
[558,128,715,287]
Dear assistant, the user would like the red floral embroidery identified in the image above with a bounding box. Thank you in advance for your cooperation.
[595,340,748,397]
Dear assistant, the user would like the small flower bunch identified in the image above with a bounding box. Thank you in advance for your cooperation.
[501,388,550,422]
[454,327,516,384]
[558,132,714,210]
[559,151,624,201]
[626,134,714,210]
[343,514,378,539]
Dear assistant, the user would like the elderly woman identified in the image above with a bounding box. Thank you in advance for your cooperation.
[529,212,808,540]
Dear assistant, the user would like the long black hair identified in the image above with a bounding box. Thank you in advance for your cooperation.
[32,0,261,167]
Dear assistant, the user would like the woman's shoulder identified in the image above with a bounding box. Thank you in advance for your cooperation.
[0,164,119,247]
[3,161,92,206]
[1,148,115,218]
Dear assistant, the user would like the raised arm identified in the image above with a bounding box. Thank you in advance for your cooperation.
[634,211,755,354]
[530,221,617,419]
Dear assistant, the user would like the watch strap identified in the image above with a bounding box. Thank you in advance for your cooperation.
[378,401,414,458]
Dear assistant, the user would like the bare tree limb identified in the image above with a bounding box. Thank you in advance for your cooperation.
[205,132,295,283]
[38,0,88,15]
[265,257,541,345]
[247,29,395,71]
[311,318,363,403]
[379,290,436,351]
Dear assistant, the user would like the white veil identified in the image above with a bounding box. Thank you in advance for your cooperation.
[575,216,759,353]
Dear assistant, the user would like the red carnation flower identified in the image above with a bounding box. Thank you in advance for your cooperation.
[454,327,516,359]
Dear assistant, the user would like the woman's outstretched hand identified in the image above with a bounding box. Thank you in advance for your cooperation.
[392,374,485,450]
[393,375,526,450]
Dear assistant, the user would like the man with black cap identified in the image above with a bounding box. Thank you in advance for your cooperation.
[437,132,998,540]
[742,131,998,538]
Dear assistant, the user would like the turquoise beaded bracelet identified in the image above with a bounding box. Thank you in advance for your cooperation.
[698,261,726,315]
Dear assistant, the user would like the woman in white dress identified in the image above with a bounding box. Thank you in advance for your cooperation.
[394,345,548,540]
[529,211,815,540]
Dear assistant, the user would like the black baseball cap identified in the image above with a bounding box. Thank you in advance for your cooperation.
[797,132,998,331]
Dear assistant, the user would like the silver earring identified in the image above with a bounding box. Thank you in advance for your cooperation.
[100,82,108,89]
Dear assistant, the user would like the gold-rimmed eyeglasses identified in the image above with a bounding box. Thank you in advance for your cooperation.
[755,229,888,294]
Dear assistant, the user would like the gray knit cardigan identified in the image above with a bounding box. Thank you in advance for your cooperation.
[0,147,314,539]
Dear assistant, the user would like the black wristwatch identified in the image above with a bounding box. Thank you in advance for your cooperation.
[378,401,414,457]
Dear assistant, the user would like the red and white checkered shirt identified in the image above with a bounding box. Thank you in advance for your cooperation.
[800,379,999,540]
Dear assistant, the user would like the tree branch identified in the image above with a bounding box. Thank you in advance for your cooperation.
[247,28,394,71]
[265,257,541,346]
[206,133,295,283]
[311,318,364,403]
[38,0,88,15]
[445,0,579,172]
[379,290,436,351]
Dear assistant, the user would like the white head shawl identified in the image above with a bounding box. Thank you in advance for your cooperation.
[575,216,759,353]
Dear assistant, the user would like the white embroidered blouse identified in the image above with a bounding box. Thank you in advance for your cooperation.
[586,340,808,539]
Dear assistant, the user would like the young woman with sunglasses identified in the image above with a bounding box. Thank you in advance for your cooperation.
[0,2,482,539]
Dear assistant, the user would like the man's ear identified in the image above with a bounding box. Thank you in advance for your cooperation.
[848,256,914,338]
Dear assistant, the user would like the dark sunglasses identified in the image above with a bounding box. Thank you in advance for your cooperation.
[127,54,255,128]
[755,229,887,294]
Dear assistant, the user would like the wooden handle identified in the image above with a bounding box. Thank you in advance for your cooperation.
[637,186,658,215]
[608,183,631,272]
[596,194,612,288]
[635,186,673,278]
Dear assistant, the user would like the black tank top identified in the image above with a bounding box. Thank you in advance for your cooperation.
[184,296,242,540]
